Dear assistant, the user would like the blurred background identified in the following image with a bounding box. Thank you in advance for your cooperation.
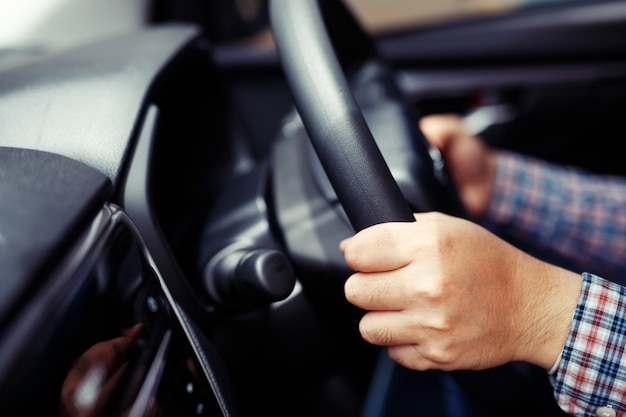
[346,0,518,30]
[0,0,572,70]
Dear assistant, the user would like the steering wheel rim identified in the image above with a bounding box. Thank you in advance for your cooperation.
[269,0,415,232]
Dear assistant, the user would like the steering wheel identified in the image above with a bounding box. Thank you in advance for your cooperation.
[269,0,462,232]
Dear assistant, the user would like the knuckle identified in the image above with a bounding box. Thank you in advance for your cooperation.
[429,315,454,333]
[432,231,454,256]
[388,346,430,372]
[426,349,455,366]
[411,279,446,304]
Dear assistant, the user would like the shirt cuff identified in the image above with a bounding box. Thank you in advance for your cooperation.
[551,273,626,416]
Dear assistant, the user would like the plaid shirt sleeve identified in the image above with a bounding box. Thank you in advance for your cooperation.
[483,151,626,415]
[551,273,626,416]
[483,151,626,282]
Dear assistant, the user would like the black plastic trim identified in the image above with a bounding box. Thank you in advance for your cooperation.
[377,0,626,66]
[0,24,201,185]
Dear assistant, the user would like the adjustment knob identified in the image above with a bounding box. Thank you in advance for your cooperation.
[204,248,296,308]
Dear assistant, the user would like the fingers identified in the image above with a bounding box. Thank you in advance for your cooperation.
[61,324,145,416]
[387,345,429,371]
[420,114,495,218]
[419,114,465,151]
[67,323,144,382]
[341,222,417,272]
[341,212,452,285]
[345,271,408,311]
[341,212,454,271]
[121,322,144,338]
[357,311,419,345]
[358,313,461,372]
[90,327,141,375]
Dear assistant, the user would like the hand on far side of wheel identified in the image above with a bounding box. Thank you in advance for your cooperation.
[420,114,495,218]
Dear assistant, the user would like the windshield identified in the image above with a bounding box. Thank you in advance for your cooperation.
[0,0,147,70]
[344,0,589,32]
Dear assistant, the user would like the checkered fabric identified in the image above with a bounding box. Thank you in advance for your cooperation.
[485,151,626,282]
[483,151,626,415]
[552,273,626,416]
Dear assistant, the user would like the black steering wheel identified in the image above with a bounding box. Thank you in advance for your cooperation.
[269,0,463,232]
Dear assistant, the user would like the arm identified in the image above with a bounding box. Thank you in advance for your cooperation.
[341,114,626,415]
[420,114,626,281]
[421,114,626,414]
[341,217,626,416]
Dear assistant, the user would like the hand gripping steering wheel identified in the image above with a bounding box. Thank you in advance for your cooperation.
[269,1,562,414]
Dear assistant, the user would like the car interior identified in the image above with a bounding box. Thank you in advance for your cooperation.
[1,0,625,416]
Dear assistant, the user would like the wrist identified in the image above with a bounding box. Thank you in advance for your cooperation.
[512,258,582,369]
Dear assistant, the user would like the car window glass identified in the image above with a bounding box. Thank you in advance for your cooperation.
[344,0,589,32]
